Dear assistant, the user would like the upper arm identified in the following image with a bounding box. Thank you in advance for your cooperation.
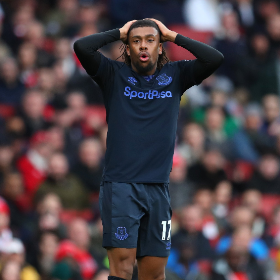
[73,39,102,76]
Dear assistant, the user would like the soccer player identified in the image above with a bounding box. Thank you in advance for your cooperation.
[74,19,223,280]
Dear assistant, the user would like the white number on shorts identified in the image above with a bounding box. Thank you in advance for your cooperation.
[161,220,171,240]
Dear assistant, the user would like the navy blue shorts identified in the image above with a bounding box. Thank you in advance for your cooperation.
[99,181,172,257]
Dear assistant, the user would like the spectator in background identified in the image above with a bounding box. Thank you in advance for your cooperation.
[241,189,266,239]
[211,245,266,280]
[2,4,36,54]
[52,97,82,167]
[0,140,15,185]
[253,45,280,99]
[1,172,25,233]
[47,126,65,154]
[19,89,48,138]
[194,189,220,245]
[255,0,280,26]
[68,218,91,253]
[262,94,280,136]
[264,205,280,248]
[31,230,59,280]
[17,42,38,88]
[35,153,89,210]
[231,104,272,163]
[267,13,280,48]
[66,91,87,134]
[228,206,255,234]
[73,138,103,194]
[249,153,280,194]
[0,197,11,240]
[212,181,232,232]
[34,193,66,239]
[68,218,99,275]
[166,236,208,280]
[43,0,79,37]
[216,225,269,261]
[37,67,56,99]
[24,21,54,68]
[0,11,12,62]
[0,57,25,106]
[188,149,227,190]
[0,238,40,280]
[172,205,215,261]
[183,0,220,32]
[169,154,194,212]
[238,31,272,93]
[55,37,76,79]
[17,131,52,199]
[214,10,247,85]
[177,123,205,167]
[232,0,255,31]
[0,260,22,280]
[204,106,232,158]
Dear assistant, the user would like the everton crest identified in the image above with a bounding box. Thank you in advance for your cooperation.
[115,227,128,240]
[128,77,138,85]
[156,74,172,86]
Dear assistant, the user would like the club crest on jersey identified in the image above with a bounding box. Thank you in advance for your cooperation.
[166,242,171,250]
[156,74,172,86]
[115,227,128,240]
[128,77,138,85]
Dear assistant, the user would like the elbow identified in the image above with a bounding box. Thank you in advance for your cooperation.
[73,39,82,54]
[210,51,224,70]
[216,51,224,66]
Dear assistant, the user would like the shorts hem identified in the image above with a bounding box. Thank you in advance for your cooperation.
[102,178,169,184]
[102,244,137,249]
[136,252,170,258]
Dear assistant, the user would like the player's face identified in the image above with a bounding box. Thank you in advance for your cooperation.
[127,26,162,76]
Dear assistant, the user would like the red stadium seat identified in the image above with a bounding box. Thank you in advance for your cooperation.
[0,104,15,118]
[166,25,213,61]
[261,195,280,221]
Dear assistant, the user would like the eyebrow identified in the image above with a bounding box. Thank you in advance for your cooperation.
[131,34,157,38]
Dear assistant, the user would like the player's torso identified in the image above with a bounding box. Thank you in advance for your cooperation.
[107,63,182,126]
[102,63,183,182]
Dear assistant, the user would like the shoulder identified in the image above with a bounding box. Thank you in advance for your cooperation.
[168,59,196,68]
[100,55,126,69]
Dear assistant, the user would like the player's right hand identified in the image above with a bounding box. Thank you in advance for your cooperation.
[119,20,137,43]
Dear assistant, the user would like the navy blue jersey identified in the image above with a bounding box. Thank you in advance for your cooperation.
[92,55,196,183]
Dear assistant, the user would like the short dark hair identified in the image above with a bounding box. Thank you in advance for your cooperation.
[121,19,170,70]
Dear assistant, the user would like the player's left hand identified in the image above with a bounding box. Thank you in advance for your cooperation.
[146,18,177,42]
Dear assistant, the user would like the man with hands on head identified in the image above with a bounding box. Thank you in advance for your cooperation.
[74,18,223,280]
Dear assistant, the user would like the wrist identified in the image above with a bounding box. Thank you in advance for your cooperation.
[166,31,177,42]
[119,28,126,41]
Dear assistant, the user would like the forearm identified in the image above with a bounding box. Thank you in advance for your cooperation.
[174,34,224,83]
[73,29,120,75]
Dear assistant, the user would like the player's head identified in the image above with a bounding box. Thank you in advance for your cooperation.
[122,19,169,73]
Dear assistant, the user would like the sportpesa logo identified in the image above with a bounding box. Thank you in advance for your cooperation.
[124,86,172,99]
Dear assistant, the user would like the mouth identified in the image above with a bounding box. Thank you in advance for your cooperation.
[139,52,149,62]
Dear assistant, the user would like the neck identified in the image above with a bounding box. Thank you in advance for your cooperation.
[131,64,157,76]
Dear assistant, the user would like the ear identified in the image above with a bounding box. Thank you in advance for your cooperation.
[159,43,162,55]
[126,44,130,56]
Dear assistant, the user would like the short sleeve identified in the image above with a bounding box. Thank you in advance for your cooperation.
[175,60,197,92]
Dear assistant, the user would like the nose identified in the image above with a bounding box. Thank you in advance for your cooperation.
[139,40,148,50]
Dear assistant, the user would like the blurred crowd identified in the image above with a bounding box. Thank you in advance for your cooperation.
[1,0,280,280]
